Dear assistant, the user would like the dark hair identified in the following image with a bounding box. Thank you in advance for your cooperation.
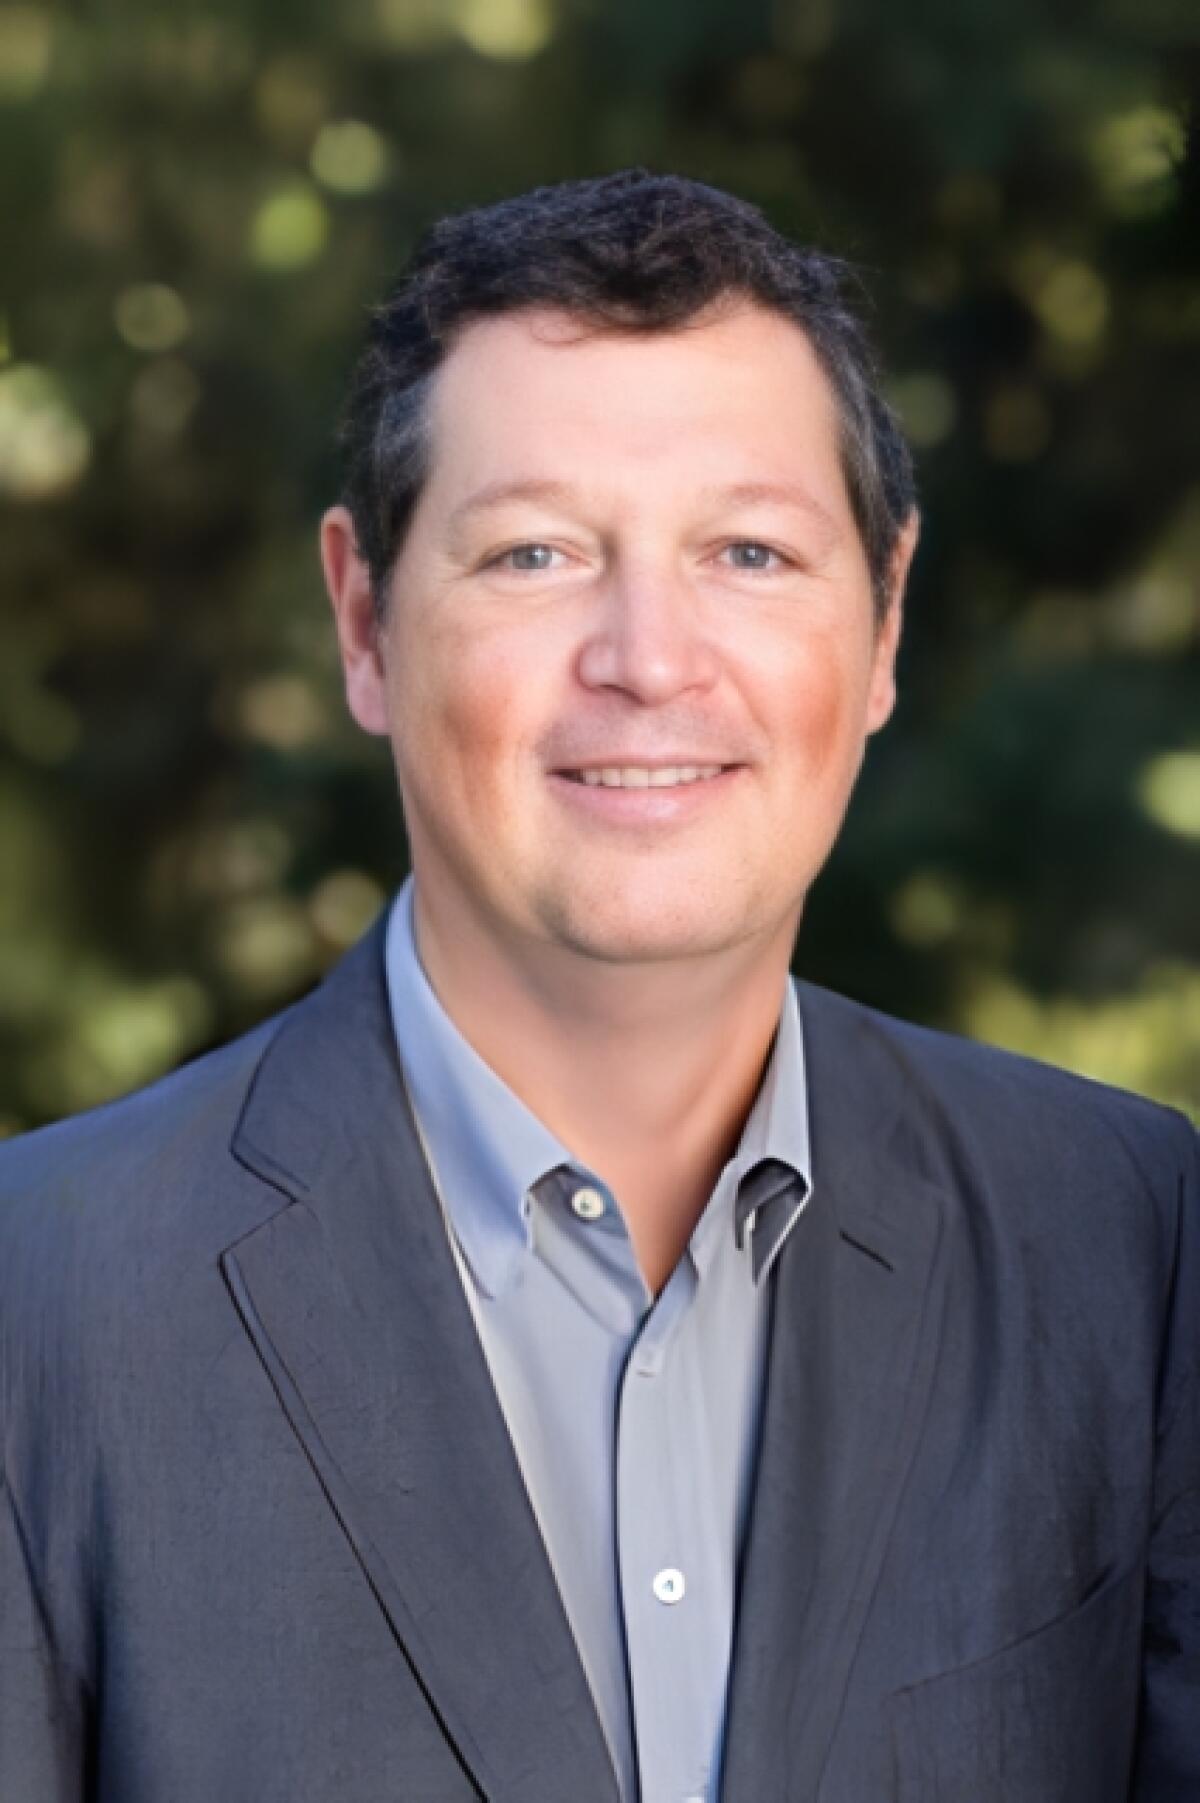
[337,169,916,623]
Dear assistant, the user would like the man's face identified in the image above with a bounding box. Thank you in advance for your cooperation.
[329,301,914,970]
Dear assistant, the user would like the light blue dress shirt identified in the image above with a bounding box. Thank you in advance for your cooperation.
[385,875,812,1803]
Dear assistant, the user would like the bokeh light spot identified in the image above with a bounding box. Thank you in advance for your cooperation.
[887,372,958,449]
[114,282,191,353]
[175,819,292,902]
[1137,751,1200,840]
[0,5,52,99]
[72,979,213,1105]
[1092,105,1184,216]
[1033,260,1109,347]
[456,0,554,61]
[236,673,330,750]
[310,869,388,947]
[311,120,392,195]
[0,364,91,499]
[1112,572,1196,655]
[249,180,330,271]
[373,0,459,52]
[890,872,965,947]
[212,897,317,1000]
[964,966,1200,1118]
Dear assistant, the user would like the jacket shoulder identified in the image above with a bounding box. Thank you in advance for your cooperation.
[0,1008,290,1292]
[795,977,1197,1199]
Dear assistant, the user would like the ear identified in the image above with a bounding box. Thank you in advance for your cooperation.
[865,507,919,736]
[320,506,391,738]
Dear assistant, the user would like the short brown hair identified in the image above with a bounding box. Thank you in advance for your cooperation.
[337,168,916,622]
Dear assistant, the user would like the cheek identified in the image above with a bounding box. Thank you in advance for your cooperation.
[390,619,528,801]
[768,632,872,779]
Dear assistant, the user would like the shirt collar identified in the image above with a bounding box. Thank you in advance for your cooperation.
[385,874,812,1299]
[686,950,812,1285]
[386,876,571,1298]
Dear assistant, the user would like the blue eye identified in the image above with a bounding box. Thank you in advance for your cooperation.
[495,544,561,571]
[723,542,783,571]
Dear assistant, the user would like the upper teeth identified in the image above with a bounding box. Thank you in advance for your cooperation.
[573,765,725,788]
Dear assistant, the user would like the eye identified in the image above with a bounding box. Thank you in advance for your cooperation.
[719,541,789,573]
[486,543,567,572]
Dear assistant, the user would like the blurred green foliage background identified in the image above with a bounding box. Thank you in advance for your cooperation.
[1,0,1197,1132]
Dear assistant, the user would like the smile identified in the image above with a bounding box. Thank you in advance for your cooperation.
[549,763,745,824]
[560,765,728,789]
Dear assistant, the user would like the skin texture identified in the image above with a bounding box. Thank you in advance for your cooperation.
[322,300,918,1290]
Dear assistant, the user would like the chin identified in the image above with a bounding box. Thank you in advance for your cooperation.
[536,889,766,966]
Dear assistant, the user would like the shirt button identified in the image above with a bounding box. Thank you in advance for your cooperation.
[652,1567,686,1605]
[570,1185,606,1221]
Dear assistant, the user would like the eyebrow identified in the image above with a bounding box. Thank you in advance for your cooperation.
[447,479,581,534]
[446,476,843,542]
[706,481,842,540]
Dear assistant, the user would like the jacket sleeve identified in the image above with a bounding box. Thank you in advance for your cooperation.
[0,1461,89,1800]
[1132,1113,1200,1799]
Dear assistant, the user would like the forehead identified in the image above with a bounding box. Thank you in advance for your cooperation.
[420,301,849,514]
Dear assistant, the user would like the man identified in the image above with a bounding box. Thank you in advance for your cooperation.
[0,170,1195,1802]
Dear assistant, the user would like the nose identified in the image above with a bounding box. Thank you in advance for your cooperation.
[574,558,722,704]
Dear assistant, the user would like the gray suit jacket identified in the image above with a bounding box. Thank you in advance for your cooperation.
[1,919,1197,1801]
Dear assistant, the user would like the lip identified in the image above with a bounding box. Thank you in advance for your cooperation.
[553,759,735,773]
[547,765,746,824]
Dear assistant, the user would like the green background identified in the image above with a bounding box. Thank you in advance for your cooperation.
[1,0,1197,1132]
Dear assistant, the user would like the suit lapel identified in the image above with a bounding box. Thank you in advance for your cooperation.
[220,922,619,1803]
[721,980,950,1803]
[220,927,951,1803]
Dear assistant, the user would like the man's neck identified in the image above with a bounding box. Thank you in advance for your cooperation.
[410,881,798,1294]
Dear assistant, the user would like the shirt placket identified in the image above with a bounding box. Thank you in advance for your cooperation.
[616,1255,720,1803]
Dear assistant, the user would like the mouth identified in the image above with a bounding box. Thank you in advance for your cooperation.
[547,761,746,824]
[553,763,738,789]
